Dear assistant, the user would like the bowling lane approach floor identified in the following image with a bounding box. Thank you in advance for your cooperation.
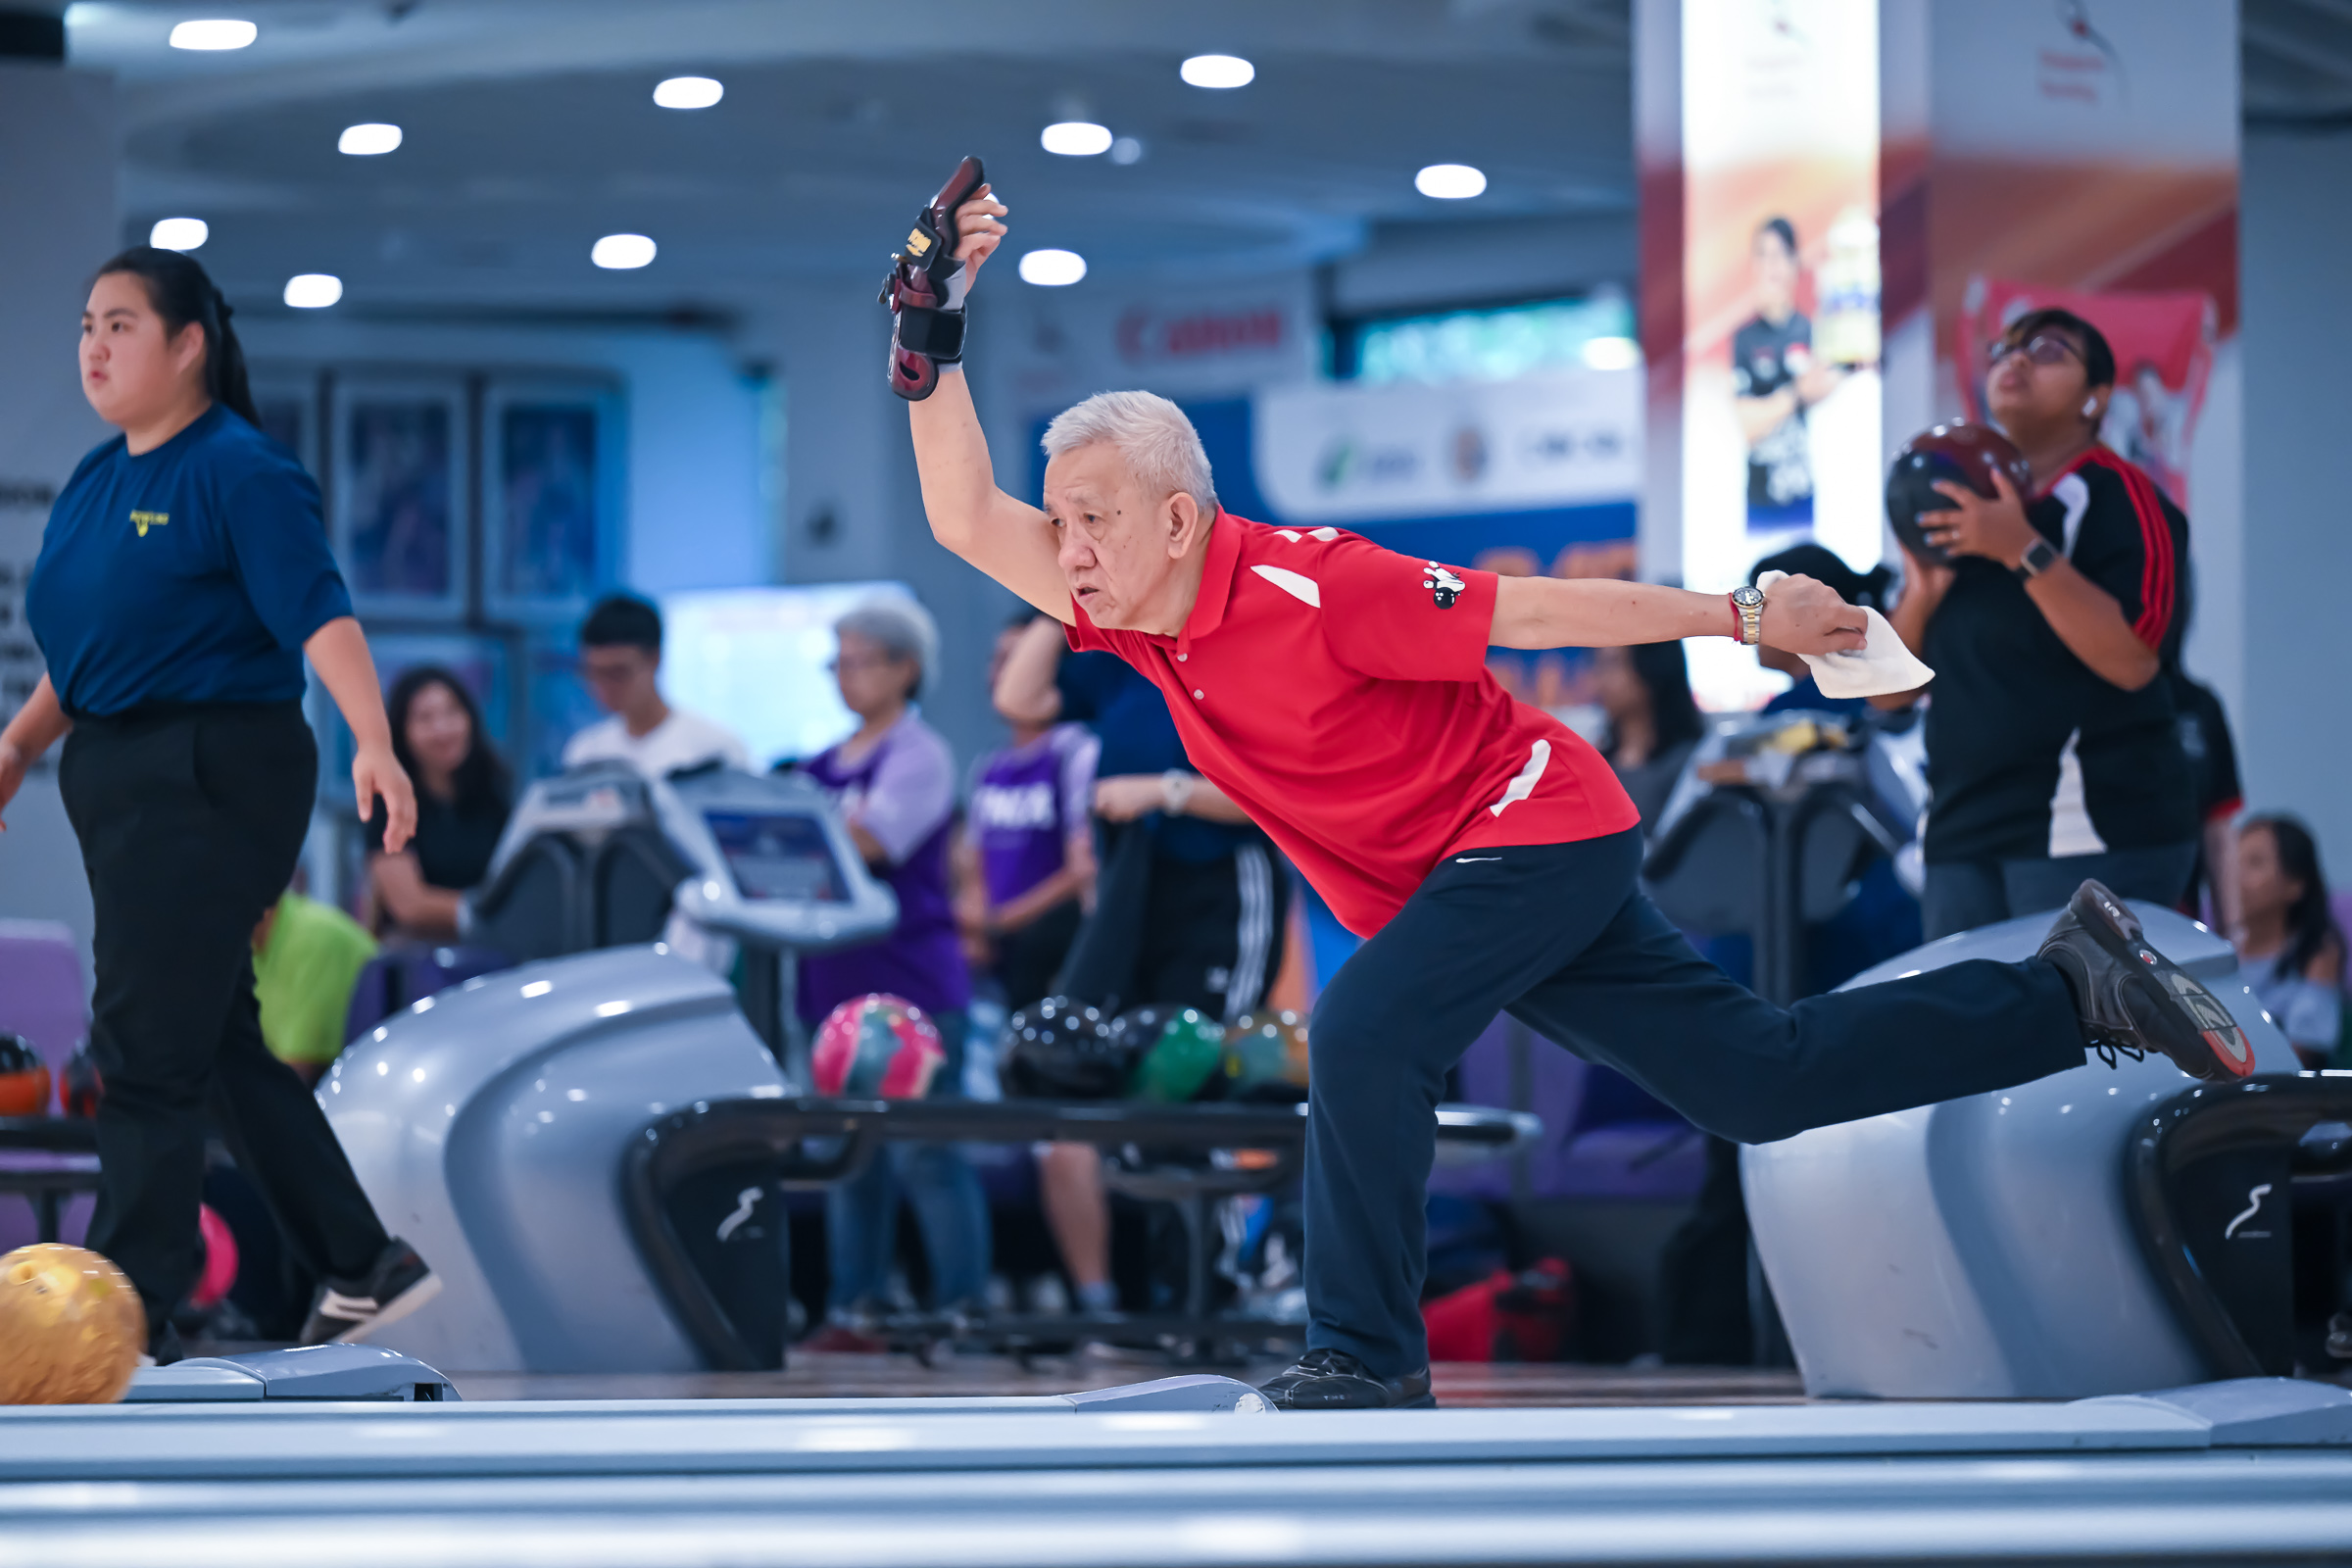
[436,1353,1806,1406]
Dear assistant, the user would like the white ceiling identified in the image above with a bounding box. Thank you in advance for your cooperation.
[61,0,1636,318]
[49,0,2352,323]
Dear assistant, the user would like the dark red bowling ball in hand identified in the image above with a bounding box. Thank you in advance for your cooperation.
[1886,421,2034,566]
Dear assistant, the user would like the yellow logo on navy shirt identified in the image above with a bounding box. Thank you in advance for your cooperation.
[129,511,169,537]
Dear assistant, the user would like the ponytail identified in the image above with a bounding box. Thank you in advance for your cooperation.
[91,245,262,428]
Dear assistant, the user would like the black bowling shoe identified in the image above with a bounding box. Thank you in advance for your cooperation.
[302,1238,440,1345]
[2038,880,2255,1083]
[1258,1348,1435,1409]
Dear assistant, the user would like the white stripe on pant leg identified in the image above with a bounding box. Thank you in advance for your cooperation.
[1228,845,1272,1022]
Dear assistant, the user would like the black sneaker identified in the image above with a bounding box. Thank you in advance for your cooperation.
[1258,1348,1435,1409]
[301,1239,440,1346]
[2038,880,2255,1083]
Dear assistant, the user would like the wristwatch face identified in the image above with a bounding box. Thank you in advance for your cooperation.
[1732,586,1765,610]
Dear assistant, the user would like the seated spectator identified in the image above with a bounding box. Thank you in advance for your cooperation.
[956,614,1100,1013]
[796,597,989,1345]
[252,891,378,1086]
[367,665,513,941]
[1749,543,1897,718]
[2231,814,2345,1066]
[1592,640,1703,832]
[564,594,750,778]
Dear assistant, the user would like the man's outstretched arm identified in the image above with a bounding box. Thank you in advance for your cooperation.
[1490,573,1867,656]
[905,187,1071,621]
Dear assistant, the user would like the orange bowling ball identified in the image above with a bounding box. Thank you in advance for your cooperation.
[0,1033,51,1116]
[0,1245,145,1404]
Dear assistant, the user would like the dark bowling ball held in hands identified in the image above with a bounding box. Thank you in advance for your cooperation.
[1885,421,2035,565]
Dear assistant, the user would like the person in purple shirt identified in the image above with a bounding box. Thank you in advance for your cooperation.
[956,615,1100,1012]
[797,597,989,1346]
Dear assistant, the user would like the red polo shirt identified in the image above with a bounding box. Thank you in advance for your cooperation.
[1068,512,1639,937]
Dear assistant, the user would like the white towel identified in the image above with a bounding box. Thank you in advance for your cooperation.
[1756,569,1935,700]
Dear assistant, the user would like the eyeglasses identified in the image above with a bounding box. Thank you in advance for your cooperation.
[1987,333,2082,369]
[825,654,903,674]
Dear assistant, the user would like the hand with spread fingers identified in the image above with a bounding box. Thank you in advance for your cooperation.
[1919,463,2037,565]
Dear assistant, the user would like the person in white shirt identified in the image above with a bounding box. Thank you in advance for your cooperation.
[563,594,751,778]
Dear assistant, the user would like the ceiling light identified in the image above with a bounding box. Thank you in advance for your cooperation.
[149,218,208,252]
[168,18,256,49]
[283,273,342,309]
[1019,249,1086,286]
[1581,336,1642,370]
[338,122,402,156]
[654,75,723,110]
[1415,163,1488,199]
[1180,54,1253,89]
[592,233,657,270]
[1041,122,1112,157]
[1109,136,1144,165]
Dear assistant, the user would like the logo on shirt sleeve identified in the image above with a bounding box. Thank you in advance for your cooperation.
[1423,563,1465,609]
[129,511,169,537]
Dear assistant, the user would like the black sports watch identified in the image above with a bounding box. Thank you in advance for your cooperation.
[2013,537,2059,581]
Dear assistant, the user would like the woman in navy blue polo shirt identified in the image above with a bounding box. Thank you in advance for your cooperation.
[0,247,435,1357]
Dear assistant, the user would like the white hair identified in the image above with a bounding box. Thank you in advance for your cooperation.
[1040,389,1217,514]
[835,595,939,698]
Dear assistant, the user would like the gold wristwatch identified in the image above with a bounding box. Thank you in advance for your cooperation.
[1729,585,1766,647]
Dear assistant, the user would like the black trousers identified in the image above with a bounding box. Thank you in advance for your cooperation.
[1304,828,2086,1378]
[59,702,389,1332]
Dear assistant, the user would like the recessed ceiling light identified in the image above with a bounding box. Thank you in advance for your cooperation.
[1180,54,1253,89]
[1109,136,1145,166]
[169,19,256,50]
[592,233,657,270]
[1041,122,1112,157]
[149,218,208,252]
[1414,163,1488,200]
[283,273,342,309]
[1019,249,1086,286]
[654,75,723,110]
[338,122,402,156]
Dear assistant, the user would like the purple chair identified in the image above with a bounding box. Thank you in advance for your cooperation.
[1431,1014,1705,1203]
[0,920,93,1250]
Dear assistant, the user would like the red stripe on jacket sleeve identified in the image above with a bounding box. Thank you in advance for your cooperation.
[2095,451,2176,649]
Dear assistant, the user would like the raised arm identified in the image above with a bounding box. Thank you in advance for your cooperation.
[1491,574,1865,655]
[904,186,1070,620]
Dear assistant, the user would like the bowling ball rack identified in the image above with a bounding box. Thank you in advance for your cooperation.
[624,1098,1537,1370]
[0,1115,100,1244]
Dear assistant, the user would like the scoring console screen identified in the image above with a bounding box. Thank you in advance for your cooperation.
[703,810,849,904]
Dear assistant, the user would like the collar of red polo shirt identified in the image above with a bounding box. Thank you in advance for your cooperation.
[1069,507,1242,662]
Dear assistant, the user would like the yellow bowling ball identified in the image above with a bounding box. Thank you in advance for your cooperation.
[0,1244,145,1404]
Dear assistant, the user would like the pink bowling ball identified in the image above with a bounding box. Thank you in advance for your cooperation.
[812,993,947,1100]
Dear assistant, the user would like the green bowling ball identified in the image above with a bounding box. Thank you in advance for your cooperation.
[1123,1006,1228,1103]
[1220,1010,1310,1103]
